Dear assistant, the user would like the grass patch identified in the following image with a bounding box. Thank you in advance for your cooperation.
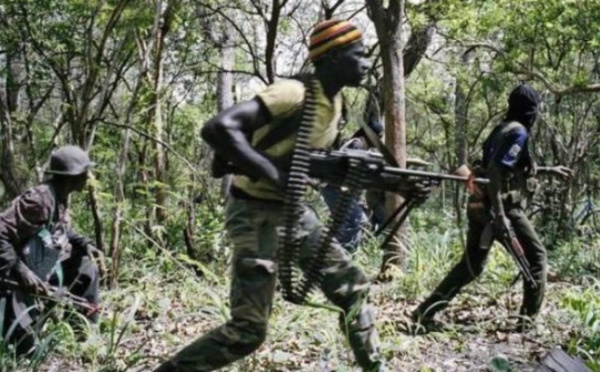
[5,207,596,371]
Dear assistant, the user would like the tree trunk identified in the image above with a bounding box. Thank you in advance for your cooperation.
[108,122,131,288]
[454,81,468,167]
[149,0,176,227]
[217,25,236,199]
[0,103,24,200]
[264,1,282,84]
[87,185,105,254]
[0,52,27,201]
[454,52,471,169]
[367,0,407,274]
[403,21,435,77]
[139,143,153,245]
[152,21,167,226]
[453,54,469,227]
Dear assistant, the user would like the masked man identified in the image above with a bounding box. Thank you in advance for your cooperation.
[412,84,572,331]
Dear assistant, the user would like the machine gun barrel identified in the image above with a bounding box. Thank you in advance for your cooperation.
[308,150,489,193]
[381,166,489,185]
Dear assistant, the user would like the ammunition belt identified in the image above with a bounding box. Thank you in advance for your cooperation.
[277,78,365,304]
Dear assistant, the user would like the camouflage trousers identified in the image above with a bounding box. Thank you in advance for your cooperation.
[155,196,383,372]
[415,202,547,320]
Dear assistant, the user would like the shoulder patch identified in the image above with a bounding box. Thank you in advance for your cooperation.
[508,143,522,158]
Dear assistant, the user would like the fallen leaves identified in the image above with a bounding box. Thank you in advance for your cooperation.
[19,261,593,372]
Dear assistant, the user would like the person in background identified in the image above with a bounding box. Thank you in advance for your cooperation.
[321,119,385,252]
[411,84,573,332]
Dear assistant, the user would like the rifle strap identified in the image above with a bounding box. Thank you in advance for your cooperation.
[357,118,398,167]
[253,75,312,152]
[253,109,304,151]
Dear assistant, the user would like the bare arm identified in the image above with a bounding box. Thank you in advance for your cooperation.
[536,165,574,180]
[201,98,285,189]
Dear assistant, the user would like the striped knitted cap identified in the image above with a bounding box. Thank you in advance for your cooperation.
[309,19,363,61]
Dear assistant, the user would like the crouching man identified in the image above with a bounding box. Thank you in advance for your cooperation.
[0,145,102,354]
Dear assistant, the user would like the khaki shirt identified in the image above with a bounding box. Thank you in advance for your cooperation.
[233,78,343,201]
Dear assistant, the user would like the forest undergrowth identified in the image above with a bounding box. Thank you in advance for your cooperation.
[4,205,599,372]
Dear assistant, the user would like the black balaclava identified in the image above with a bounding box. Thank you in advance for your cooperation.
[481,84,540,166]
[505,83,541,128]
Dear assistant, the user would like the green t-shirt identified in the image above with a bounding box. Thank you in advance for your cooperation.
[233,78,343,201]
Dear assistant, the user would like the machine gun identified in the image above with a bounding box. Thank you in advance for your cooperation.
[309,149,490,248]
[309,149,489,193]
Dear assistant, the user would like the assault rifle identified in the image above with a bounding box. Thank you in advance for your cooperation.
[0,278,99,316]
[489,220,537,288]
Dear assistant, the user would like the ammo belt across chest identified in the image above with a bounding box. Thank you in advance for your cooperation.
[277,77,365,304]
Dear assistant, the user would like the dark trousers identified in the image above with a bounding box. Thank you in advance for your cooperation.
[415,203,547,320]
[1,254,99,355]
[321,185,366,253]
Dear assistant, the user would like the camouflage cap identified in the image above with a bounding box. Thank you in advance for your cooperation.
[45,145,95,176]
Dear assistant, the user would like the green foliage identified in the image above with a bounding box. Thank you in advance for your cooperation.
[0,0,599,370]
[561,279,600,370]
[440,0,600,88]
